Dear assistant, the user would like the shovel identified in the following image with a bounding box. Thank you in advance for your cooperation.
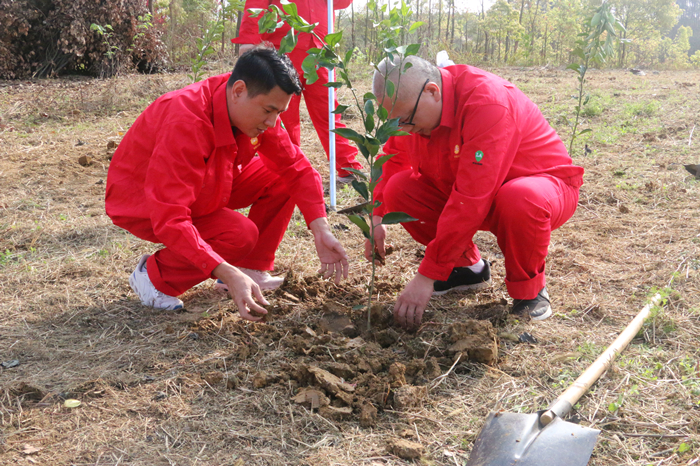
[466,293,663,466]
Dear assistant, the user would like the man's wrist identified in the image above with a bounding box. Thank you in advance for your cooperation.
[309,217,330,236]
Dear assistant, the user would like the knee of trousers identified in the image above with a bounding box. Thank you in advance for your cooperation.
[382,171,414,213]
[208,219,260,259]
[494,196,551,230]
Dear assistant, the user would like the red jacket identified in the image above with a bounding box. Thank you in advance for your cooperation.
[106,73,326,276]
[376,65,584,280]
[231,0,352,49]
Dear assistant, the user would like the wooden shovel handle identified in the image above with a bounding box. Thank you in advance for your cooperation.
[541,293,663,425]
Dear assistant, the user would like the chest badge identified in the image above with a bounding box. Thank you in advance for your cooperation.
[251,137,259,146]
[475,150,484,162]
[454,145,460,154]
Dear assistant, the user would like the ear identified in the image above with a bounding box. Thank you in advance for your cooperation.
[229,79,247,101]
[426,82,441,102]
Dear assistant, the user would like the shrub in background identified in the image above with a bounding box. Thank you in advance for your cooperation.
[0,0,166,79]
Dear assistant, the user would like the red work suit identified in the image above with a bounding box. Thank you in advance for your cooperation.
[375,65,584,300]
[106,73,326,297]
[232,0,363,177]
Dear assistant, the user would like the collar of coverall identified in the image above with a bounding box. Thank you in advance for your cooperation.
[433,67,455,134]
[213,74,236,148]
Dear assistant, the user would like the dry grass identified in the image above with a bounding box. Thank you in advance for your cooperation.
[1,64,699,466]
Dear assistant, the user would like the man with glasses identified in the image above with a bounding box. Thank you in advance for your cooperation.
[368,56,584,330]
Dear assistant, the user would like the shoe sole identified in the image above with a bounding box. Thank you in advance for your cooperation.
[432,279,492,296]
[530,306,552,321]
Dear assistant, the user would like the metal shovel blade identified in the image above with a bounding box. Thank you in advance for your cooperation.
[466,411,600,466]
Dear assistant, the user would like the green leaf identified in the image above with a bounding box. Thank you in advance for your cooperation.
[408,21,424,33]
[364,99,375,116]
[324,81,344,88]
[333,127,366,145]
[351,180,369,200]
[403,62,413,73]
[591,12,601,26]
[343,168,368,180]
[363,92,377,103]
[344,49,353,65]
[347,214,371,239]
[332,104,350,115]
[325,31,343,48]
[301,55,319,84]
[396,45,407,55]
[578,129,592,135]
[64,399,81,408]
[386,80,395,98]
[280,0,298,16]
[382,212,417,224]
[678,443,690,454]
[377,105,388,120]
[406,43,421,56]
[278,29,297,55]
[365,114,375,133]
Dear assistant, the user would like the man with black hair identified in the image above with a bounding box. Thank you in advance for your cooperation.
[106,46,348,320]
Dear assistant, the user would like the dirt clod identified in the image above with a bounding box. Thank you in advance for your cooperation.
[446,320,499,364]
[392,384,428,410]
[292,388,329,409]
[359,402,378,428]
[78,155,93,166]
[319,405,353,420]
[387,438,424,460]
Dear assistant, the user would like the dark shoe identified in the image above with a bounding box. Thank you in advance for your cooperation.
[512,287,552,321]
[433,261,492,296]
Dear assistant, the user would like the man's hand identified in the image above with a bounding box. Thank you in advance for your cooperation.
[310,218,349,284]
[394,273,434,330]
[213,262,269,321]
[238,43,255,56]
[364,215,387,265]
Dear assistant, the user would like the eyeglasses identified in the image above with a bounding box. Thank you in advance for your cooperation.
[398,78,430,127]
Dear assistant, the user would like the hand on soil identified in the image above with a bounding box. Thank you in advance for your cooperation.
[213,263,269,321]
[394,273,434,330]
[310,218,349,284]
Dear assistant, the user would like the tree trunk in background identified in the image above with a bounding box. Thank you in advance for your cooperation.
[351,2,355,51]
[438,0,442,43]
[445,0,451,41]
[147,0,153,14]
[450,0,455,44]
[234,10,242,55]
[365,1,369,53]
[428,0,432,43]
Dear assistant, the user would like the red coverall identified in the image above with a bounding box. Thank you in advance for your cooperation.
[232,0,363,177]
[375,65,584,300]
[106,73,326,297]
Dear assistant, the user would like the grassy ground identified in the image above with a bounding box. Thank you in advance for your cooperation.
[0,63,699,466]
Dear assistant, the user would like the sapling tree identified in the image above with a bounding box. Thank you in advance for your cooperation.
[249,0,422,328]
[567,1,626,155]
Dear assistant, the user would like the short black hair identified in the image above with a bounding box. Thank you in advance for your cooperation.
[228,45,302,97]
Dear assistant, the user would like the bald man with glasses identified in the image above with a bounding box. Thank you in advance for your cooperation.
[369,56,584,330]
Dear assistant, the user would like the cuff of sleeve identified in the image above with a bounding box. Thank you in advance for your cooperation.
[418,257,454,281]
[193,250,225,278]
[301,203,327,228]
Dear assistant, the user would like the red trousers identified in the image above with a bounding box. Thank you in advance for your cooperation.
[383,171,580,300]
[284,46,363,177]
[127,158,295,297]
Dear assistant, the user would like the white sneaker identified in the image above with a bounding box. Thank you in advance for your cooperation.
[129,255,184,310]
[214,267,284,292]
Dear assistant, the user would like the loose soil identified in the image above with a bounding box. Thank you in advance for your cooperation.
[1,65,699,465]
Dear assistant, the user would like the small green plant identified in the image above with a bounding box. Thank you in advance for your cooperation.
[90,23,120,60]
[127,13,154,53]
[251,0,421,328]
[189,19,225,83]
[567,1,626,155]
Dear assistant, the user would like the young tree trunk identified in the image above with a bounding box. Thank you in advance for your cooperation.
[147,0,154,14]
